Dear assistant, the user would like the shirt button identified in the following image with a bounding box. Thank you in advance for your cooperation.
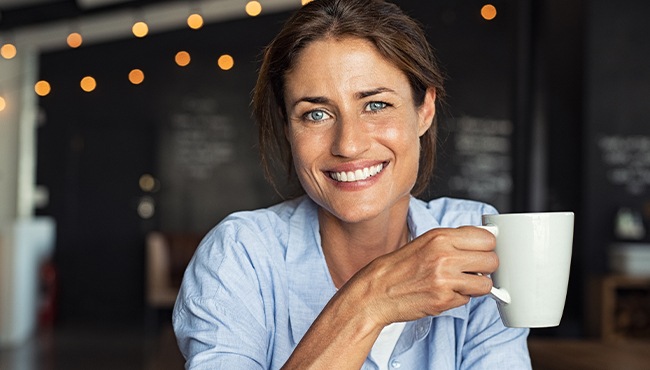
[390,359,401,368]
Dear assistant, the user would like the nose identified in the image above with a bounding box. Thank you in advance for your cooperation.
[330,114,370,158]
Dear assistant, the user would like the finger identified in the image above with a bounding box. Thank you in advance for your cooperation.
[458,250,499,275]
[454,272,494,297]
[451,226,497,252]
[417,226,495,252]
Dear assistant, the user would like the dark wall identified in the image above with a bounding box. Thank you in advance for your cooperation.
[411,0,520,213]
[533,0,586,337]
[582,1,650,276]
[36,12,287,322]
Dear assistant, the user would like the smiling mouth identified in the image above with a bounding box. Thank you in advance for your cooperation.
[328,163,385,182]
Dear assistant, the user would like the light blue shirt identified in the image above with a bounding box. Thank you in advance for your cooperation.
[173,195,532,369]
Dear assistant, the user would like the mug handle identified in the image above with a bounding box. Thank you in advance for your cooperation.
[490,286,511,304]
[475,225,512,305]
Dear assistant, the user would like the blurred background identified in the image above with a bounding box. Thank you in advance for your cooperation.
[0,0,648,369]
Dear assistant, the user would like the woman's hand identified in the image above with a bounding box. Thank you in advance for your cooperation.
[344,226,498,328]
[281,226,497,370]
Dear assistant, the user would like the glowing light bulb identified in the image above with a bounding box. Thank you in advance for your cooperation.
[218,54,234,71]
[80,76,97,92]
[129,69,145,85]
[481,4,497,20]
[34,80,52,96]
[1,43,17,59]
[245,1,262,17]
[139,174,157,192]
[132,21,149,38]
[67,32,83,48]
[175,51,191,67]
[0,96,6,112]
[187,13,204,30]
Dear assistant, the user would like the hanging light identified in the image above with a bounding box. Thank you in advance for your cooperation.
[129,69,145,85]
[245,1,262,17]
[130,7,149,38]
[66,20,83,48]
[80,76,97,92]
[218,54,234,70]
[67,32,83,48]
[481,4,497,20]
[132,20,149,38]
[175,51,191,67]
[1,42,17,60]
[35,80,52,97]
[0,96,6,112]
[187,13,204,30]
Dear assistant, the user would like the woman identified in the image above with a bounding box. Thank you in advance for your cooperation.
[173,0,531,369]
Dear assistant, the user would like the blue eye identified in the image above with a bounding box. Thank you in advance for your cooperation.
[366,101,388,112]
[305,110,330,121]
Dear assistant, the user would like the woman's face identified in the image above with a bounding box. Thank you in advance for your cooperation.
[284,37,435,224]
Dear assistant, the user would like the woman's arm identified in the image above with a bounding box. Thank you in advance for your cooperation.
[281,279,383,370]
[282,226,499,369]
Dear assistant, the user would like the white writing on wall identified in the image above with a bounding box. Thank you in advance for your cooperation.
[448,116,513,203]
[598,135,650,195]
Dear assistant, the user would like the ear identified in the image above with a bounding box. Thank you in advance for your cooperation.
[417,88,436,137]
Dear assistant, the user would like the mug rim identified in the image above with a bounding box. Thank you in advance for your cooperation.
[482,211,574,218]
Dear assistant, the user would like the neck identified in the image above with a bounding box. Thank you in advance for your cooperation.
[319,197,411,289]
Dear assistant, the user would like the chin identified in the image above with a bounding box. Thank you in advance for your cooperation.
[321,196,398,224]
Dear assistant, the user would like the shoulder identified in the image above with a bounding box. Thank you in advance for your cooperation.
[195,197,308,262]
[180,197,312,295]
[410,196,498,227]
[204,196,307,247]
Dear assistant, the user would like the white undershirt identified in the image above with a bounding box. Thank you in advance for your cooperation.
[370,322,406,370]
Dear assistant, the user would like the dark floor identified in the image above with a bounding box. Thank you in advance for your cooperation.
[0,322,185,370]
[3,321,650,369]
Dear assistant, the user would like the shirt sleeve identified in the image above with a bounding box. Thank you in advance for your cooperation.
[460,296,532,369]
[172,222,270,370]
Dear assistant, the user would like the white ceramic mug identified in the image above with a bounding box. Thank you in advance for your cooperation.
[480,212,574,328]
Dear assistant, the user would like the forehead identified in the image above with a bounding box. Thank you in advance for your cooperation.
[284,37,410,97]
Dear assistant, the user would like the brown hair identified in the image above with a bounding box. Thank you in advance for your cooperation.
[253,0,445,197]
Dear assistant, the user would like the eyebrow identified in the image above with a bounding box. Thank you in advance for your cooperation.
[355,87,396,99]
[294,96,330,106]
[291,87,396,109]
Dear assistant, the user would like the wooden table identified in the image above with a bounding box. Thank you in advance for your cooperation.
[528,339,650,370]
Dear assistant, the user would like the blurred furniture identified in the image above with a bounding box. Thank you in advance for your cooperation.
[145,232,203,326]
[608,242,650,276]
[596,275,650,341]
[0,217,56,347]
[528,338,650,370]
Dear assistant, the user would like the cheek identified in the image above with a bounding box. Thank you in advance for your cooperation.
[288,130,319,170]
[380,121,421,154]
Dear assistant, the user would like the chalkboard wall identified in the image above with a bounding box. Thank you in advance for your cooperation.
[36,10,287,321]
[583,0,650,274]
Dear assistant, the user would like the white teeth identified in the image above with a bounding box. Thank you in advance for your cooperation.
[329,163,384,182]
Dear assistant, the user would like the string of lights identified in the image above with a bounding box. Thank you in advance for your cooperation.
[0,0,500,113]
